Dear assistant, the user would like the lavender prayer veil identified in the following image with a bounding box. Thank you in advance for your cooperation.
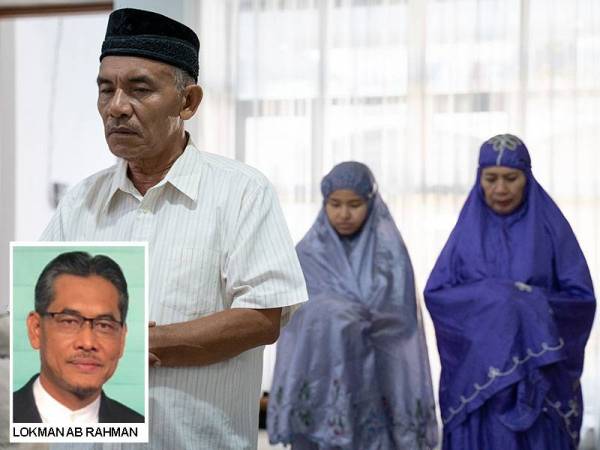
[269,162,438,449]
[320,161,377,202]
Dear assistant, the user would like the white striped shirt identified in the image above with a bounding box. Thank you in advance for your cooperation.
[41,142,307,449]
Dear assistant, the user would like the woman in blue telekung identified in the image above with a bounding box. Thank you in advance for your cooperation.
[425,134,596,449]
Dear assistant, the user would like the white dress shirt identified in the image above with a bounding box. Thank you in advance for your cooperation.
[41,142,308,449]
[33,376,100,424]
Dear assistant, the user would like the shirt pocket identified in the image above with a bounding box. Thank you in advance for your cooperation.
[158,246,222,319]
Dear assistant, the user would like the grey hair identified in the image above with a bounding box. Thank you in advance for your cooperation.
[172,66,195,93]
[34,251,129,323]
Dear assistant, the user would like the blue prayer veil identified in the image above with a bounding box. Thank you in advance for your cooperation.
[425,134,596,450]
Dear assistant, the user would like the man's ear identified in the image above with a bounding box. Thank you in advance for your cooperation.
[180,85,203,120]
[26,312,42,350]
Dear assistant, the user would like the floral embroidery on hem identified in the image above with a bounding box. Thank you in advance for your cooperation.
[442,338,564,424]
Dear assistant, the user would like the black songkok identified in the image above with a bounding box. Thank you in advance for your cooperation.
[100,8,199,82]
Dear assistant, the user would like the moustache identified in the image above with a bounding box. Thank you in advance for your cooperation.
[106,123,141,136]
[67,353,103,366]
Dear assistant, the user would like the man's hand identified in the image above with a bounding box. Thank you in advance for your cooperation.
[148,308,282,367]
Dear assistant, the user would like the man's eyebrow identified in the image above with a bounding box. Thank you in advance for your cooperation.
[96,75,155,86]
[96,76,112,86]
[128,75,154,84]
[94,313,121,322]
[59,308,83,316]
[58,308,120,321]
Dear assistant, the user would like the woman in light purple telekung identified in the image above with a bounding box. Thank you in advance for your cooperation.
[425,134,596,450]
[268,161,438,450]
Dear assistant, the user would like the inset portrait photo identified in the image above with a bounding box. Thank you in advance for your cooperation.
[10,243,148,444]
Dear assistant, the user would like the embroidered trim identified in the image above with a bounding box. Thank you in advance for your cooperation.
[544,397,579,444]
[271,380,436,448]
[487,134,522,165]
[442,338,565,424]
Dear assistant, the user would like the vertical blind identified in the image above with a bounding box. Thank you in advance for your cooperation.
[192,0,600,445]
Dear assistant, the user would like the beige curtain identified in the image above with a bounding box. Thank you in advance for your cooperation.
[189,1,600,447]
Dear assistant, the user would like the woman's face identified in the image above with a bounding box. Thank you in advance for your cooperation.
[325,189,369,236]
[480,166,527,215]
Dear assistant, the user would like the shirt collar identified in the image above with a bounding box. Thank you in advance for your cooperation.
[105,157,132,205]
[162,138,203,201]
[103,139,203,211]
[33,376,101,424]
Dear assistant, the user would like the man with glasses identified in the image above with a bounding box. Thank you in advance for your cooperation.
[13,251,144,424]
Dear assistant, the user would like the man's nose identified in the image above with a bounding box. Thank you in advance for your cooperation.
[107,89,133,118]
[74,321,99,351]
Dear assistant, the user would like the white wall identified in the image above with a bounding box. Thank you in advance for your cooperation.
[114,0,184,23]
[14,13,114,241]
[0,20,15,313]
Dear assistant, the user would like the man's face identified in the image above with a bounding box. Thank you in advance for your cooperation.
[97,56,185,162]
[27,274,127,407]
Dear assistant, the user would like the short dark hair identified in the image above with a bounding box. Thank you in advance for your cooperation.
[172,66,195,93]
[34,251,129,323]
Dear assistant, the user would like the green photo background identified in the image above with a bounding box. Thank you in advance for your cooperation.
[12,245,146,416]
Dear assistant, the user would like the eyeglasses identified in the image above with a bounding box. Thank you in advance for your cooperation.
[41,311,123,337]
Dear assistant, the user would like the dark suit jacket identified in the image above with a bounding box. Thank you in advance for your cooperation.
[13,374,144,423]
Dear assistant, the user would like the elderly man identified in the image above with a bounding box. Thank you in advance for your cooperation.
[13,251,143,424]
[41,7,307,449]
